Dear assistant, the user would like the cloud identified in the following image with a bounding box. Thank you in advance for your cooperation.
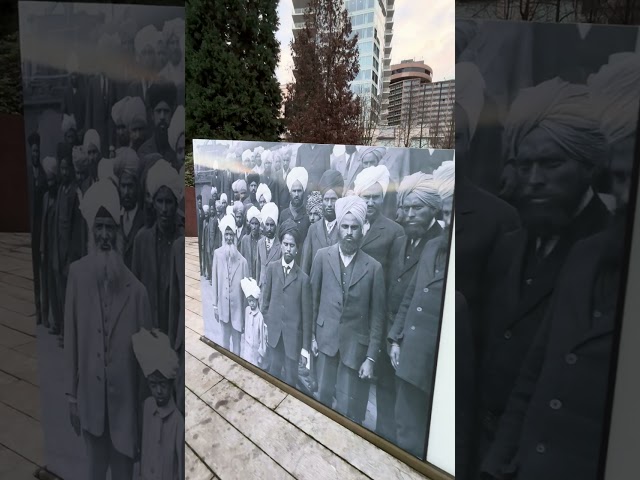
[276,0,295,85]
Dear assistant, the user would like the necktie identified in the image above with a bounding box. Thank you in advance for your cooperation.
[346,154,352,173]
[284,266,291,276]
[407,239,414,258]
[363,221,370,236]
[266,239,272,251]
[327,222,334,236]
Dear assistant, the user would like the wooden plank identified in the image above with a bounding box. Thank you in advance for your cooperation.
[12,340,37,359]
[0,346,40,387]
[185,352,223,397]
[0,325,34,349]
[203,380,370,480]
[0,281,38,304]
[0,272,34,291]
[0,378,42,421]
[0,444,39,479]
[0,307,36,336]
[276,395,428,480]
[185,388,294,480]
[0,402,44,466]
[185,444,214,480]
[185,311,205,336]
[0,293,36,317]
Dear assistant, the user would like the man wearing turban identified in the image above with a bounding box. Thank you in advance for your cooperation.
[28,132,47,325]
[39,157,59,331]
[295,142,334,193]
[61,114,78,147]
[159,18,185,89]
[375,172,445,443]
[261,218,313,387]
[306,192,323,223]
[211,214,250,356]
[113,147,144,268]
[132,159,184,335]
[212,152,236,203]
[246,173,261,209]
[255,202,282,289]
[353,164,404,281]
[476,78,612,471]
[275,146,294,210]
[83,129,102,181]
[252,146,265,175]
[483,52,640,480]
[259,150,278,204]
[256,183,272,209]
[138,81,179,167]
[122,96,148,151]
[281,166,312,247]
[111,96,131,149]
[240,206,262,279]
[387,163,454,458]
[310,195,386,427]
[300,169,345,275]
[232,178,248,204]
[129,24,159,101]
[65,180,152,480]
[69,146,94,263]
[231,200,249,246]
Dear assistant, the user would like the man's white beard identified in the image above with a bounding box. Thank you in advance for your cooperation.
[88,235,124,286]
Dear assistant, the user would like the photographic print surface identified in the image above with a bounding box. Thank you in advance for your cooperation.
[456,18,640,480]
[193,139,455,468]
[19,2,185,479]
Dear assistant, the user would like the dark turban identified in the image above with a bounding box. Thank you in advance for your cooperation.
[279,218,301,246]
[146,81,177,110]
[247,173,260,187]
[318,169,344,197]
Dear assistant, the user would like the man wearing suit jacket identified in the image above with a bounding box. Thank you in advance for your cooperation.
[353,165,404,284]
[255,202,282,288]
[262,220,313,387]
[240,206,262,279]
[376,172,443,443]
[295,143,333,193]
[168,236,185,415]
[311,196,386,426]
[65,179,152,480]
[137,82,178,167]
[301,170,344,275]
[231,200,250,246]
[332,145,362,192]
[275,147,293,211]
[211,214,250,355]
[475,80,611,470]
[280,167,312,248]
[388,160,454,458]
[212,153,236,204]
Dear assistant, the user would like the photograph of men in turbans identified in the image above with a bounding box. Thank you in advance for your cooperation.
[193,139,455,460]
[456,19,640,480]
[18,3,185,479]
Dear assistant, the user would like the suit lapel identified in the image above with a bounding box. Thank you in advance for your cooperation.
[349,252,369,289]
[266,239,281,263]
[361,216,383,248]
[328,246,341,284]
[284,264,298,289]
[108,273,132,343]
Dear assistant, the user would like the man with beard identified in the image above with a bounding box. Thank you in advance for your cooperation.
[252,147,265,176]
[28,132,47,324]
[376,171,443,444]
[123,97,148,152]
[137,82,178,167]
[114,148,144,269]
[260,150,277,197]
[231,200,249,246]
[476,79,610,472]
[61,114,79,150]
[273,149,283,174]
[262,219,312,387]
[295,143,333,193]
[280,167,312,246]
[159,18,185,93]
[39,157,58,330]
[301,170,344,275]
[65,179,151,480]
[276,147,293,210]
[132,159,183,335]
[256,183,272,210]
[387,159,454,458]
[247,173,261,210]
[353,165,404,283]
[255,202,281,289]
[220,194,229,212]
[211,214,250,355]
[311,195,386,425]
[168,105,185,171]
[231,179,248,204]
[62,53,86,133]
[197,194,205,275]
[240,206,262,279]
[70,146,94,261]
[482,52,638,480]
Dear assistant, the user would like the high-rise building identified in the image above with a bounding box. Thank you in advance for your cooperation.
[292,0,394,124]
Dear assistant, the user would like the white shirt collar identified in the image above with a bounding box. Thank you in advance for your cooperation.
[325,218,336,229]
[338,245,356,267]
[282,257,295,269]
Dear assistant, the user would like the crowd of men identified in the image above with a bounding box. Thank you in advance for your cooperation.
[197,143,455,458]
[456,27,639,480]
[27,16,186,480]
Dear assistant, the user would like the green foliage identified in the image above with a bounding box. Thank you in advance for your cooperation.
[0,31,22,115]
[186,0,283,145]
[184,151,195,187]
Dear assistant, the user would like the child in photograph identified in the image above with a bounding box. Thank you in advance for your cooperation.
[241,277,265,366]
[132,328,184,480]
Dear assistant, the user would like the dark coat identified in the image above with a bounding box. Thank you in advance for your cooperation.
[482,231,619,480]
[255,236,281,288]
[121,206,145,270]
[360,213,405,284]
[137,134,177,168]
[85,74,120,156]
[262,261,313,360]
[62,79,87,133]
[274,170,291,211]
[456,292,476,480]
[300,219,340,276]
[295,144,334,193]
[387,237,446,392]
[311,245,386,371]
[239,233,261,279]
[280,207,312,250]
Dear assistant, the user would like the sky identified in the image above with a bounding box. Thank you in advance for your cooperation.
[275,0,454,85]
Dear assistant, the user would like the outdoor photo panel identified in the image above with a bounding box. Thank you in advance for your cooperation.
[18,2,185,479]
[456,18,640,480]
[193,140,455,473]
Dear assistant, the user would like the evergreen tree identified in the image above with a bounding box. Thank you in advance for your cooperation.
[186,0,283,151]
[283,0,361,144]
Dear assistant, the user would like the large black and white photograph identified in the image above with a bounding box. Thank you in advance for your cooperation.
[455,19,640,480]
[193,139,455,464]
[19,2,185,479]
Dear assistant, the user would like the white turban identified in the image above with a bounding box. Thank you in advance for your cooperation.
[456,62,486,140]
[246,206,261,223]
[241,277,261,299]
[42,156,57,180]
[232,201,244,214]
[254,146,264,156]
[202,204,210,214]
[335,195,367,226]
[72,146,91,171]
[131,328,179,379]
[123,96,147,128]
[354,165,390,197]
[135,25,159,55]
[587,52,640,143]
[261,202,279,225]
[111,96,131,126]
[225,206,234,216]
[80,179,121,229]
[211,186,218,196]
[83,129,101,152]
[97,158,116,183]
[261,150,272,163]
[232,179,247,192]
[168,105,185,151]
[242,149,252,161]
[256,183,272,203]
[162,17,185,44]
[434,160,455,200]
[219,214,237,234]
[146,159,183,200]
[220,193,228,203]
[286,167,309,191]
[61,114,76,133]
